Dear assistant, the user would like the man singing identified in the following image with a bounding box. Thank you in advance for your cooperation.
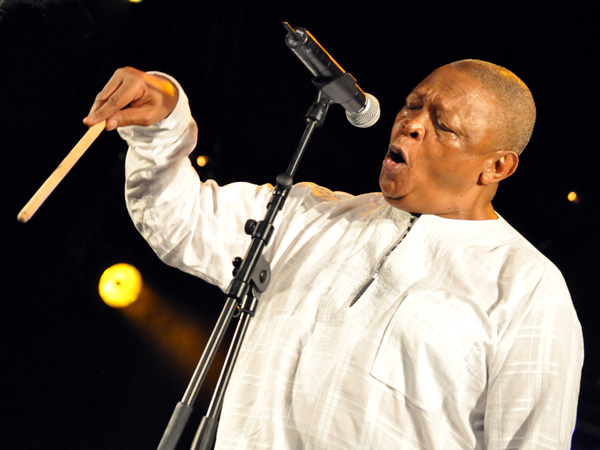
[84,59,583,449]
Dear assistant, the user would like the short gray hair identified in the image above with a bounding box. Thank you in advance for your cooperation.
[449,59,536,155]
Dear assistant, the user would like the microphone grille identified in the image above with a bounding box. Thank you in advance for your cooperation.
[345,93,380,128]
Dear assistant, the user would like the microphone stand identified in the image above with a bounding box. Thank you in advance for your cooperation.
[157,85,340,450]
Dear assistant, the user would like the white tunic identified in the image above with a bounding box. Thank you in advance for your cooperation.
[119,80,583,449]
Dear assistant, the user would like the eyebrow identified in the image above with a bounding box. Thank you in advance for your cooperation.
[406,91,423,102]
[405,91,451,116]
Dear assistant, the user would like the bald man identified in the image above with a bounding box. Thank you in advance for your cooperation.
[85,60,583,449]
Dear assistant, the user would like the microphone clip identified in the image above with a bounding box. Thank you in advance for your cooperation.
[314,73,366,112]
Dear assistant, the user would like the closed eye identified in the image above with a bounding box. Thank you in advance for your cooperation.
[437,120,452,132]
[405,102,421,111]
[434,110,453,133]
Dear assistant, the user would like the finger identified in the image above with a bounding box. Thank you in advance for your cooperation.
[85,68,129,118]
[105,106,153,131]
[86,83,147,129]
[84,68,146,125]
[103,93,174,130]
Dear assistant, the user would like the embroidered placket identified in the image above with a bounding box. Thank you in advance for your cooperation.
[349,215,418,307]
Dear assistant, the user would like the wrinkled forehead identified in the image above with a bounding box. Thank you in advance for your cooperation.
[410,66,487,104]
[412,66,499,120]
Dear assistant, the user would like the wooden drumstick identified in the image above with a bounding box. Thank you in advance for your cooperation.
[17,120,106,223]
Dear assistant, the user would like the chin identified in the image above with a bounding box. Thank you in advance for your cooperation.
[382,193,406,208]
[381,194,425,215]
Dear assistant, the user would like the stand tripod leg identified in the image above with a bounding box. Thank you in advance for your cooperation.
[157,298,238,450]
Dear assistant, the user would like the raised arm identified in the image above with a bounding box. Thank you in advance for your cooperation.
[84,67,278,291]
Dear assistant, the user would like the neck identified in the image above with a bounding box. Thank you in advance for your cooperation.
[436,202,497,220]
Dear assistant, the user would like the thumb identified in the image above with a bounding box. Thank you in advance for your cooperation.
[103,105,158,131]
[105,118,120,131]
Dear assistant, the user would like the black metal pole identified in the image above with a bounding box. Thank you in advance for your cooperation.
[156,92,331,450]
[189,97,331,450]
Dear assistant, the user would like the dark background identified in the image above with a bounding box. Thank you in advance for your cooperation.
[2,0,598,448]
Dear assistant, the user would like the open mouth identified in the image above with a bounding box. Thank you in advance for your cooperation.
[387,145,406,164]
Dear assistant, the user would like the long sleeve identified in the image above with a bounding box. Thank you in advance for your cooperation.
[119,76,275,291]
[484,270,583,449]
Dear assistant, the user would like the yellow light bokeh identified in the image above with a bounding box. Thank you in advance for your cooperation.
[196,155,210,167]
[567,191,578,203]
[99,263,143,308]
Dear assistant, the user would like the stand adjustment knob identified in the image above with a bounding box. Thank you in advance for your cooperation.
[232,257,243,276]
[245,219,257,235]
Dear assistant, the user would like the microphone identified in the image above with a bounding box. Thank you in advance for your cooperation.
[283,22,380,128]
[0,0,94,38]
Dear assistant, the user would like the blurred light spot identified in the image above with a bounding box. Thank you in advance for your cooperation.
[99,263,143,308]
[120,286,221,383]
[567,191,580,204]
[196,155,210,167]
[129,0,143,3]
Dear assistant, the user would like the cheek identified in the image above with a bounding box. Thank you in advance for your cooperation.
[416,150,449,178]
[415,152,469,192]
[423,142,468,173]
[427,158,481,192]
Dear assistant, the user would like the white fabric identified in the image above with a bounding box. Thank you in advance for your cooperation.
[119,80,583,450]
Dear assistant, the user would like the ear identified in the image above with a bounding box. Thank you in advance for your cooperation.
[479,151,519,185]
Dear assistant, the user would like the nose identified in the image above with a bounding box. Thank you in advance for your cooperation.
[391,108,428,144]
[403,112,426,140]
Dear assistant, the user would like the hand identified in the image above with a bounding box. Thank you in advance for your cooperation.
[83,67,179,131]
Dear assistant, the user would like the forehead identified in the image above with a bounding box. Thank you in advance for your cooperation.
[409,65,495,111]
